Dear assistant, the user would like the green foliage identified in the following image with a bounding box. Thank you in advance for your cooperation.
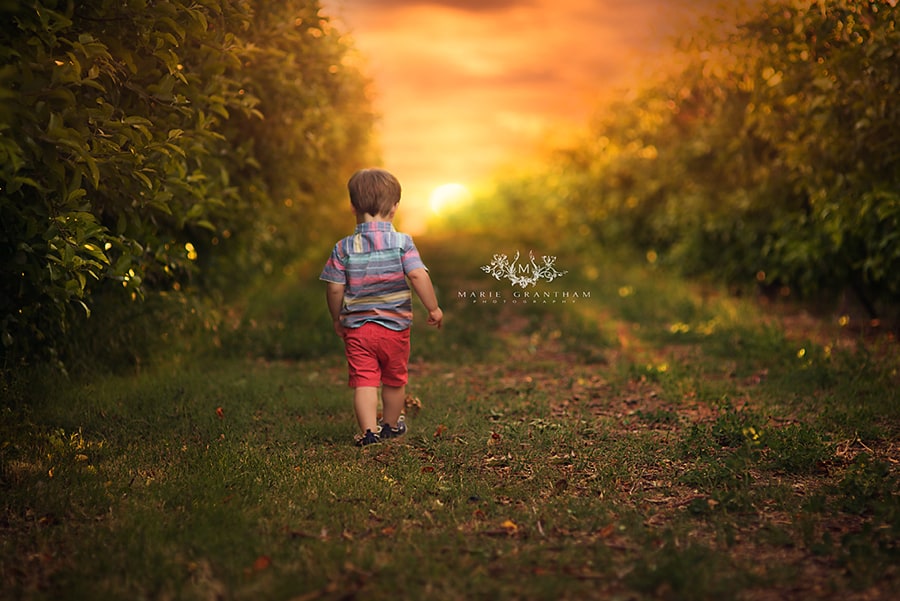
[832,453,899,516]
[218,269,337,362]
[763,422,833,474]
[482,0,900,319]
[627,538,744,600]
[736,1,900,305]
[0,0,374,367]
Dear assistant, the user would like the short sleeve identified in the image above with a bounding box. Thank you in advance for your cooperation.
[401,235,427,274]
[319,244,347,284]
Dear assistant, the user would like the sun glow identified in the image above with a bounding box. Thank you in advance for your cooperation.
[429,183,471,214]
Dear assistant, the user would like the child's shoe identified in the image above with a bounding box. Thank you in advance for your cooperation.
[356,429,381,447]
[378,415,407,440]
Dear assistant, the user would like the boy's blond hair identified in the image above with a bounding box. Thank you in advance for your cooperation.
[348,168,401,217]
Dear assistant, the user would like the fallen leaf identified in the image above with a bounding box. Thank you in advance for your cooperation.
[483,518,521,537]
[434,424,447,438]
[252,555,271,571]
[215,407,224,419]
[404,394,423,416]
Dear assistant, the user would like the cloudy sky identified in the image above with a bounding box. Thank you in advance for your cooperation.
[320,0,746,231]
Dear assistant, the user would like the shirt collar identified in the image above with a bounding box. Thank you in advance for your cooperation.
[355,221,395,233]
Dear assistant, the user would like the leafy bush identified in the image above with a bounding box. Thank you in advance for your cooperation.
[483,0,899,319]
[0,0,374,368]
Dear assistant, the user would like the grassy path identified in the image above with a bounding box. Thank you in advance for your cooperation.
[2,236,898,600]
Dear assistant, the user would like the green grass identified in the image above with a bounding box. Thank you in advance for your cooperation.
[2,237,898,600]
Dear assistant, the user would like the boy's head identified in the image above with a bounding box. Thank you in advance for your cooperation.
[348,168,401,217]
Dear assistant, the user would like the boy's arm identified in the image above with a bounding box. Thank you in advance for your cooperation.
[407,268,443,329]
[325,282,346,337]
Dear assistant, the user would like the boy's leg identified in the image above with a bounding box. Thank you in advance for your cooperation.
[379,327,410,429]
[345,324,383,436]
[354,386,380,434]
[381,385,405,428]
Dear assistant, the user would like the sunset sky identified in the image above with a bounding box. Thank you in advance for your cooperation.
[320,0,747,231]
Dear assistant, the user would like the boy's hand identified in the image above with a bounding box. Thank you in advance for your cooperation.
[332,319,346,338]
[427,308,443,329]
[325,283,346,337]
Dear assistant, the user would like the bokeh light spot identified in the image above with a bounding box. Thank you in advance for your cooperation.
[429,183,471,214]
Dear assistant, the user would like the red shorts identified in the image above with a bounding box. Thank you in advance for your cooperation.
[343,322,411,388]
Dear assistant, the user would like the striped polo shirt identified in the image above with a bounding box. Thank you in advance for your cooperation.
[320,221,427,331]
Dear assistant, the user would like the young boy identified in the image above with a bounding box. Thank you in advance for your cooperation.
[320,168,443,446]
